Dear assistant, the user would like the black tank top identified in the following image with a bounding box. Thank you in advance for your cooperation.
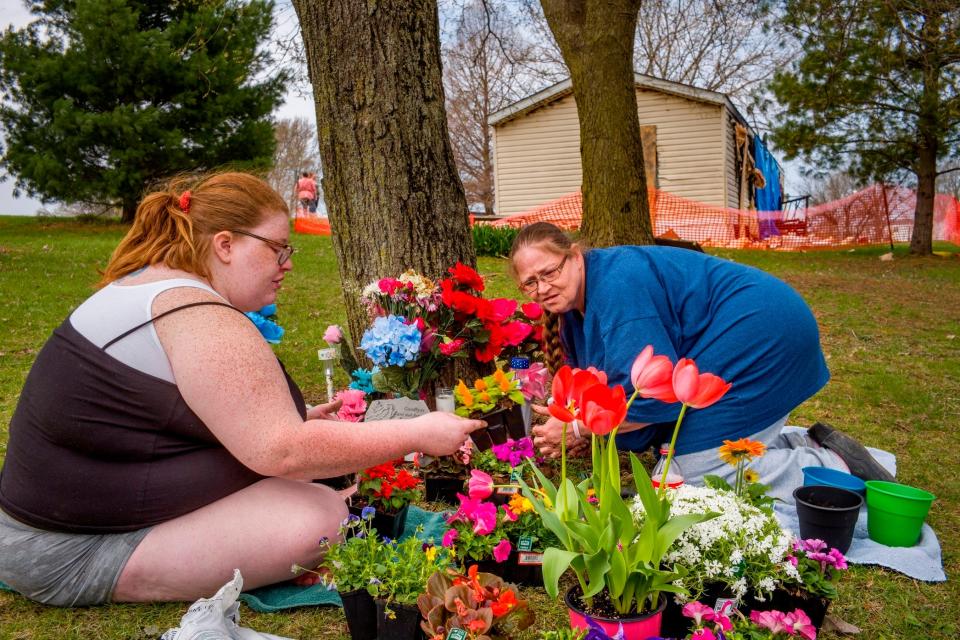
[0,304,307,533]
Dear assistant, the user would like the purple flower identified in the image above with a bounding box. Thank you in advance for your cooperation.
[583,615,624,640]
[360,506,376,520]
[492,437,536,467]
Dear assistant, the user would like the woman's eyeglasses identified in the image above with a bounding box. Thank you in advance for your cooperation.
[230,229,295,265]
[518,256,567,294]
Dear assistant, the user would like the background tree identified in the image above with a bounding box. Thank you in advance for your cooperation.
[266,117,321,214]
[769,0,960,255]
[537,0,653,248]
[292,0,476,360]
[0,0,284,222]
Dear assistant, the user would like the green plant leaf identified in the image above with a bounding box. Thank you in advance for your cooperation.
[542,548,580,599]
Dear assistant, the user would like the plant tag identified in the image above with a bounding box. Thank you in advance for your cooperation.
[714,597,737,616]
[496,485,518,495]
[509,470,522,483]
[446,629,467,640]
[517,552,543,566]
[518,536,534,552]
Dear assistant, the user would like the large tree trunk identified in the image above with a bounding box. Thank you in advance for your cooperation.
[293,0,477,355]
[540,0,653,248]
[910,9,941,257]
[121,199,137,224]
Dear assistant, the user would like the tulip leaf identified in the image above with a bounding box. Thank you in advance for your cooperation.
[542,548,579,599]
[582,550,611,598]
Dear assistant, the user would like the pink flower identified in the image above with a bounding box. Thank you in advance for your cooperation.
[630,345,678,403]
[471,502,499,535]
[323,324,343,344]
[515,362,548,401]
[378,278,403,295]
[827,548,848,570]
[784,609,817,640]
[691,629,716,640]
[441,529,458,548]
[750,610,789,634]
[492,538,512,563]
[521,302,543,320]
[672,358,731,409]
[499,320,533,346]
[500,504,518,522]
[682,602,716,626]
[468,470,494,501]
[492,438,535,467]
[477,298,517,323]
[334,389,367,422]
[439,337,466,356]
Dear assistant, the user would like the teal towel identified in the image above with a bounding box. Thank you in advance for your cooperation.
[0,506,451,612]
[238,505,450,612]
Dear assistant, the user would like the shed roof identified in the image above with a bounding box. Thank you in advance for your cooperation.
[488,72,752,131]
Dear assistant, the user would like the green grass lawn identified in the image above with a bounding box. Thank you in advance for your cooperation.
[0,216,957,639]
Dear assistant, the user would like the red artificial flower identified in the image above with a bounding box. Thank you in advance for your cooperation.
[630,345,678,403]
[448,262,485,291]
[477,298,517,323]
[579,382,628,436]
[438,337,466,356]
[499,320,533,346]
[363,462,397,480]
[475,324,505,362]
[521,302,543,321]
[394,469,420,490]
[672,358,731,409]
[449,290,482,315]
[375,481,394,499]
[378,278,403,295]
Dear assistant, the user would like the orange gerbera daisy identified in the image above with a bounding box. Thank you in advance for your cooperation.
[718,437,767,466]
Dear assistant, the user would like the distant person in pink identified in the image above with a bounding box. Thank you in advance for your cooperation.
[296,171,318,213]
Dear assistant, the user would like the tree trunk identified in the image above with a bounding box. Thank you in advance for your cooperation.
[539,0,653,248]
[910,9,941,257]
[293,0,477,359]
[121,199,137,223]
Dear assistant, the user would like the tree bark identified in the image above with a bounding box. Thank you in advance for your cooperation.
[539,0,653,248]
[909,9,942,256]
[292,0,477,353]
[121,199,137,224]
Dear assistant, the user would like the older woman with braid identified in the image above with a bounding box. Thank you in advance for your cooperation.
[509,222,894,501]
[0,172,483,606]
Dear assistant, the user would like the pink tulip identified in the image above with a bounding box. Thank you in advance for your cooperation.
[630,345,678,403]
[493,538,512,562]
[323,324,343,344]
[468,470,494,501]
[672,358,731,409]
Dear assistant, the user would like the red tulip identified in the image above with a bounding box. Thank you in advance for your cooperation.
[579,383,628,435]
[447,262,485,291]
[630,345,678,403]
[672,358,731,409]
[548,366,608,424]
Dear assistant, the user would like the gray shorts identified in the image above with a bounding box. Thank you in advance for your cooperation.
[0,508,151,606]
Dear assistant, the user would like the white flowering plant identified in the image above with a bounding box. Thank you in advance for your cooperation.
[630,484,798,604]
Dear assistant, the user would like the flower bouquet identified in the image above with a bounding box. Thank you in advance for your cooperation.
[349,460,421,539]
[518,363,719,639]
[418,565,535,640]
[455,368,528,448]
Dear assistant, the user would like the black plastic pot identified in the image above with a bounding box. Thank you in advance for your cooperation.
[340,589,378,640]
[660,582,739,638]
[794,485,863,554]
[375,598,424,640]
[424,474,464,504]
[347,503,409,540]
[313,473,357,490]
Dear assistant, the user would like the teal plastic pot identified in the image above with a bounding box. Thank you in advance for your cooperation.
[865,481,935,547]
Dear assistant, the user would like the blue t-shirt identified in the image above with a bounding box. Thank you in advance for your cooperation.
[560,246,829,454]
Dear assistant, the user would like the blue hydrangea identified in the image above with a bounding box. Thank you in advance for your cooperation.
[244,307,284,344]
[349,367,377,393]
[359,315,421,367]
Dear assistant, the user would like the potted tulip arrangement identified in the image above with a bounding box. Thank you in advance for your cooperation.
[418,565,535,640]
[348,459,421,539]
[455,368,528,449]
[517,364,718,640]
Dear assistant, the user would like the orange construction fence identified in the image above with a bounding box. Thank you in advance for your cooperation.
[487,185,960,250]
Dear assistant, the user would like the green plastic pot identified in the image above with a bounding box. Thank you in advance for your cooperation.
[865,480,935,547]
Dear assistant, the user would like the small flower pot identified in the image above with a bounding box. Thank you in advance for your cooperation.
[565,585,666,640]
[793,485,862,554]
[424,474,464,505]
[801,466,866,496]
[375,598,424,640]
[510,551,545,586]
[347,503,409,540]
[471,406,527,450]
[339,589,378,640]
[865,480,935,547]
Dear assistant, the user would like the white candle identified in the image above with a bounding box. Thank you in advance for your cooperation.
[435,388,455,413]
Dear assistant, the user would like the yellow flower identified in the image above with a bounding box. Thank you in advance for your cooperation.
[718,438,767,466]
[455,380,474,407]
[744,468,760,484]
[424,545,438,562]
[508,493,534,514]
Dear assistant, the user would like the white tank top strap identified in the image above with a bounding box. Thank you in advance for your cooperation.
[70,278,229,383]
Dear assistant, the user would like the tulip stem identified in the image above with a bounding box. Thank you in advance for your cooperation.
[658,403,688,499]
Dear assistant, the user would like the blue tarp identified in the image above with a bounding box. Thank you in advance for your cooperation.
[753,136,783,239]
